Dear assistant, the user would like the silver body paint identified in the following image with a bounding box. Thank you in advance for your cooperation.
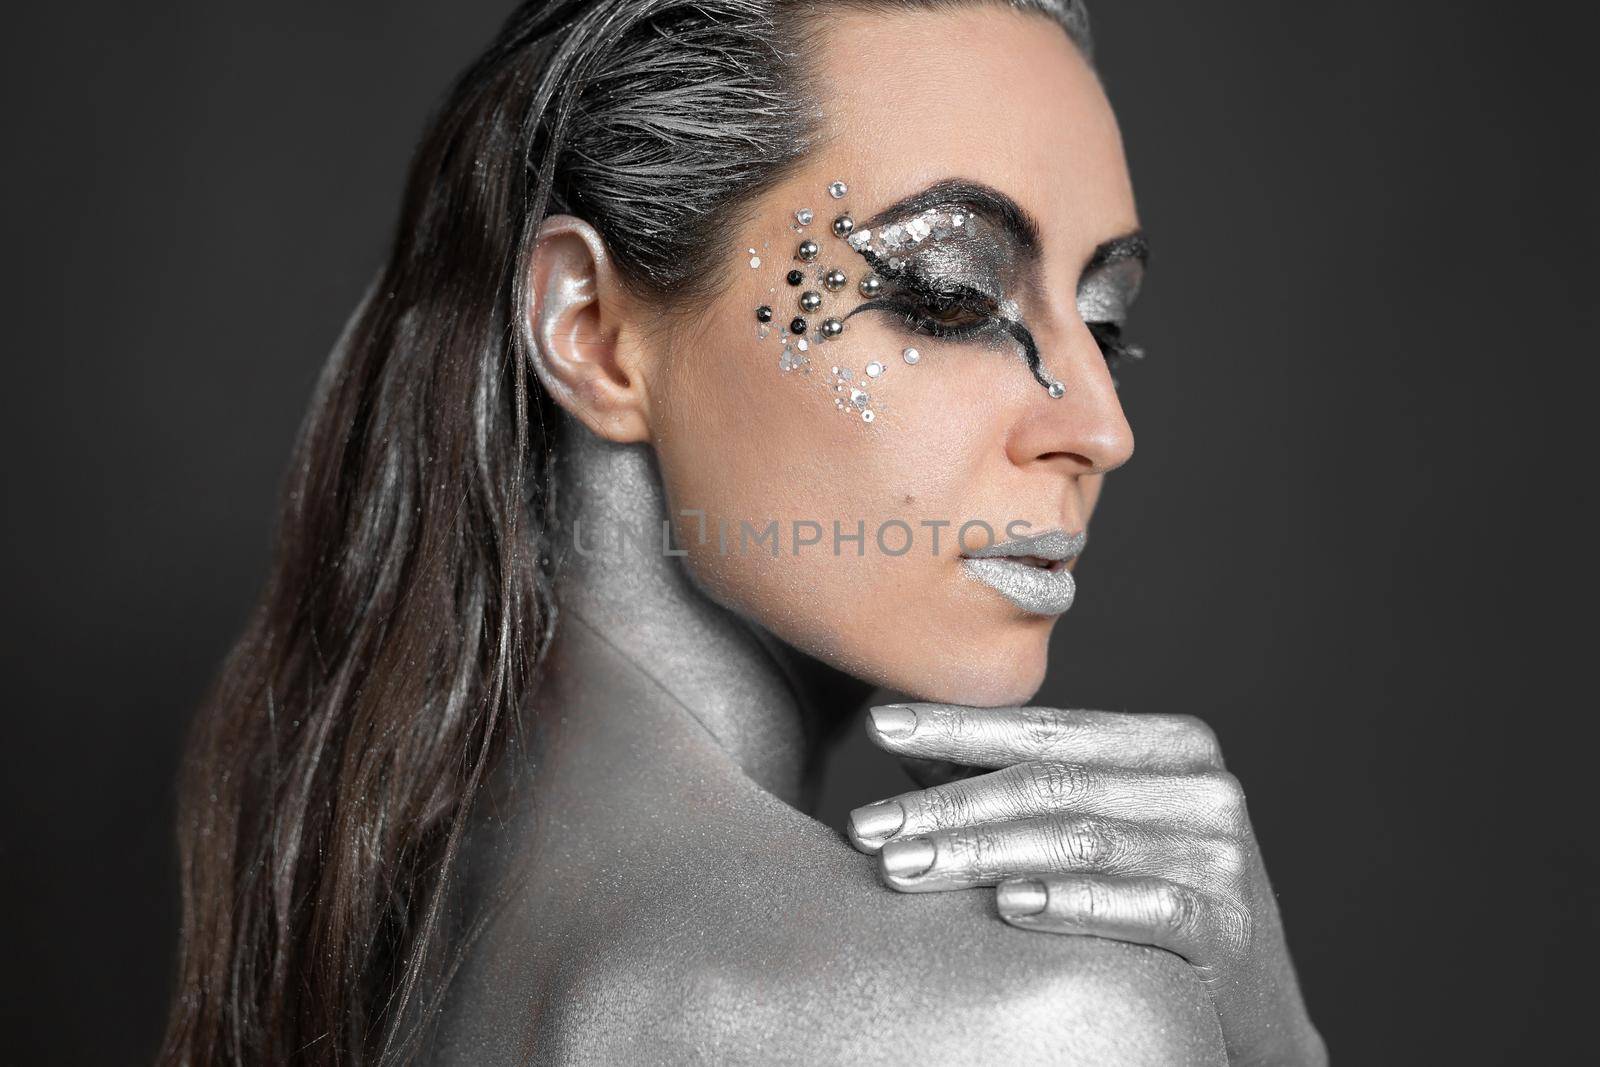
[426,418,1227,1065]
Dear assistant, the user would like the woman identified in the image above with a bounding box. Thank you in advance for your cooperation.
[162,0,1324,1062]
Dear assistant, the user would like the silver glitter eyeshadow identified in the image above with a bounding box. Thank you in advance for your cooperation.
[1077,255,1145,323]
[847,208,970,258]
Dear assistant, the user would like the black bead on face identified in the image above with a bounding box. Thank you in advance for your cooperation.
[756,305,773,323]
[786,269,804,286]
[790,316,808,335]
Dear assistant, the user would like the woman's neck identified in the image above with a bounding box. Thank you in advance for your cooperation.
[544,416,873,809]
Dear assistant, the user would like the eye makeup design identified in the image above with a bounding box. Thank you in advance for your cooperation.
[842,205,1064,397]
[746,178,1149,423]
[1076,232,1149,378]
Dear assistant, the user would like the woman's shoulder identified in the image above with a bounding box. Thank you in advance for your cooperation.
[433,795,1226,1065]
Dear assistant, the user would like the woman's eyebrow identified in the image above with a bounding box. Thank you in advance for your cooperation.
[1085,230,1149,273]
[860,177,1043,257]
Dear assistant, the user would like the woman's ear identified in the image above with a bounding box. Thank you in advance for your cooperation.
[525,215,653,442]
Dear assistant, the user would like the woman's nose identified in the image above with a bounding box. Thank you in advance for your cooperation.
[1006,321,1136,475]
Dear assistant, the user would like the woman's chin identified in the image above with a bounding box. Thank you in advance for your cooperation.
[867,619,1054,708]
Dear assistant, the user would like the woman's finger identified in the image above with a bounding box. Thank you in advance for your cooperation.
[874,813,1239,893]
[847,763,1246,853]
[865,702,1224,773]
[994,874,1252,975]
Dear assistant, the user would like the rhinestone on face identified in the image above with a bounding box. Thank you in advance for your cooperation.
[832,215,854,238]
[902,347,921,365]
[828,180,848,199]
[1048,381,1066,398]
[821,318,843,338]
[797,240,819,261]
[862,410,875,422]
[859,275,882,297]
[786,269,804,286]
[865,361,884,378]
[824,269,847,292]
[799,290,822,312]
[756,305,773,322]
[790,317,808,335]
[796,208,814,226]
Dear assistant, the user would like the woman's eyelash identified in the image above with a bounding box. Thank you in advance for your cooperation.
[848,276,1055,391]
[849,274,1150,378]
[1087,320,1147,370]
[851,278,1002,342]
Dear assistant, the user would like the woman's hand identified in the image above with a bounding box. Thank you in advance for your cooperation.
[846,702,1326,1067]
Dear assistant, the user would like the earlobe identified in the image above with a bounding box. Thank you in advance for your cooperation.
[525,215,652,442]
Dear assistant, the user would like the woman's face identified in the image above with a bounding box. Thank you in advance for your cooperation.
[647,5,1142,706]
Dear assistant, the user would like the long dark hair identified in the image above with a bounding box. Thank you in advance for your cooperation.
[160,1,1088,1063]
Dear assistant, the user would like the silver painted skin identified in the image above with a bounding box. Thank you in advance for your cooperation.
[426,422,1236,1064]
[425,226,1322,1063]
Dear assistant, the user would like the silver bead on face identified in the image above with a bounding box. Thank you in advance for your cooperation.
[824,268,848,291]
[859,275,882,297]
[821,318,844,338]
[797,239,819,261]
[828,180,848,199]
[832,215,854,238]
[799,290,822,312]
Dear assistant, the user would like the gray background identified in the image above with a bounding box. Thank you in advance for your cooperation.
[2,1,1589,1062]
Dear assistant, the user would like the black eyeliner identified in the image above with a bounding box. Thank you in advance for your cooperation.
[847,239,1057,389]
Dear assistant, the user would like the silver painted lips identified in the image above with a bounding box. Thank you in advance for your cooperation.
[962,528,1087,563]
[960,529,1086,616]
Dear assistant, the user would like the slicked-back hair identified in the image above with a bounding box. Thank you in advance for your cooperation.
[160,2,1090,1063]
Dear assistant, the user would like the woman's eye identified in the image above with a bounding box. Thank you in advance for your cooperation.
[1087,320,1146,367]
[916,297,991,331]
[895,283,998,337]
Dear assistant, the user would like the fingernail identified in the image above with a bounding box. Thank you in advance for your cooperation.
[881,837,937,878]
[996,879,1048,918]
[870,704,917,738]
[848,801,905,849]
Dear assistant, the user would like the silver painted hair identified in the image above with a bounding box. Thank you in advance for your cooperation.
[510,0,1092,310]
